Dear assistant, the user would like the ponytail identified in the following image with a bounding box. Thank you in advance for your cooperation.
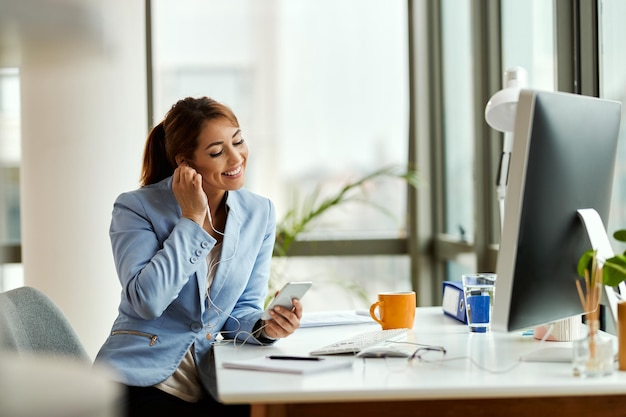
[140,122,175,186]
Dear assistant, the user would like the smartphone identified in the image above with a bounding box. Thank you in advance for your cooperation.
[262,281,313,320]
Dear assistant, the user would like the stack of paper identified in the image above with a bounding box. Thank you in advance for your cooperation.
[300,310,374,328]
[222,356,353,374]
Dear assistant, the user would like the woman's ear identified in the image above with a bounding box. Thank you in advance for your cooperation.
[175,155,185,166]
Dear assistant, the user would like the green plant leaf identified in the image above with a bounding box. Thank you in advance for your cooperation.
[613,229,626,243]
[273,164,421,256]
[270,165,421,305]
[577,249,595,278]
[603,255,626,287]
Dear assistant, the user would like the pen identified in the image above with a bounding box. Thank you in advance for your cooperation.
[266,355,323,361]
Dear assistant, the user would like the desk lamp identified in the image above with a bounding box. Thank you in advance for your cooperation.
[484,66,527,229]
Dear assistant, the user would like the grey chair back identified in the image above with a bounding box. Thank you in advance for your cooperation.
[0,286,90,361]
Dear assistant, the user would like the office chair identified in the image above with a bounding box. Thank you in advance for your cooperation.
[0,286,90,361]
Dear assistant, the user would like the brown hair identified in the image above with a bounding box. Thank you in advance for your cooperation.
[140,97,240,186]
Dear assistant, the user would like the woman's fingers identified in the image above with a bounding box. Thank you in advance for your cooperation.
[265,299,303,338]
[173,164,207,224]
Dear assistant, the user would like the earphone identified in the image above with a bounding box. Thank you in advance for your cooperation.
[202,202,238,330]
[202,210,275,347]
[202,202,270,346]
[177,157,268,346]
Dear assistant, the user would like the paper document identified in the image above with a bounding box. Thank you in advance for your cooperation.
[300,310,374,328]
[222,356,353,374]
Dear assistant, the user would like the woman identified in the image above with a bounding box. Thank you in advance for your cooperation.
[95,97,302,417]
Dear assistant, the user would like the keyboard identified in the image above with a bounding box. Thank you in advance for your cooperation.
[309,328,408,356]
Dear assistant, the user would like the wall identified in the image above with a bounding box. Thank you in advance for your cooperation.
[1,0,148,359]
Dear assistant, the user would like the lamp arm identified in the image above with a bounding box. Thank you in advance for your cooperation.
[496,132,514,229]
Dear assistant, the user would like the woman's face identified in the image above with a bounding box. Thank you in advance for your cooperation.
[188,118,248,194]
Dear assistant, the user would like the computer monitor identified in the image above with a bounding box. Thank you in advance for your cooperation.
[492,89,622,334]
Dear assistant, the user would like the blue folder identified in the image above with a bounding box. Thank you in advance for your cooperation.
[441,281,467,324]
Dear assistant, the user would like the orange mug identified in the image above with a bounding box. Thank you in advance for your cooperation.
[369,291,416,330]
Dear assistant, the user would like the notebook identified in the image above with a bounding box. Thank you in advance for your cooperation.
[222,356,353,374]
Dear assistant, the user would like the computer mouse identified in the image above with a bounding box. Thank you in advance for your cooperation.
[356,346,411,358]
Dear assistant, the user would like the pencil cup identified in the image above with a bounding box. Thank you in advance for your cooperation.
[369,291,416,330]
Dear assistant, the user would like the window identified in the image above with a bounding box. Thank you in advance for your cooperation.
[501,0,555,91]
[599,0,626,247]
[5,1,621,307]
[440,0,475,279]
[431,0,600,291]
[0,67,23,291]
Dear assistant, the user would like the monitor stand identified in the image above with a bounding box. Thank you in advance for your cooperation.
[527,209,623,347]
[532,316,584,342]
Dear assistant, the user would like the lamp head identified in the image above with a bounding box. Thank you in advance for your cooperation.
[484,66,528,132]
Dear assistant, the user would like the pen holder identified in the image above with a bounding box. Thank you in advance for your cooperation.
[572,319,614,378]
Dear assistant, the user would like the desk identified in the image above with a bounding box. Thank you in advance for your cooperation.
[214,307,626,417]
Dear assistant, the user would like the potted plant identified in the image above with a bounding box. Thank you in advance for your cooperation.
[575,229,626,376]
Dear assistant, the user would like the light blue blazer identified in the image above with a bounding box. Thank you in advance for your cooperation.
[94,176,276,388]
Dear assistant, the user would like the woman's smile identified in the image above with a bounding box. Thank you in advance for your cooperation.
[223,165,243,177]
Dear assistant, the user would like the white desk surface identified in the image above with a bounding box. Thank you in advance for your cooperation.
[214,307,626,404]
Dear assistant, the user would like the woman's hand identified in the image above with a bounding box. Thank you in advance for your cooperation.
[262,298,303,339]
[173,163,208,225]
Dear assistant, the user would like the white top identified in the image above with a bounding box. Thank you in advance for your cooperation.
[213,307,626,404]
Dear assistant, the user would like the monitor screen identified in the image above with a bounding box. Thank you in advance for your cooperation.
[492,89,622,334]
